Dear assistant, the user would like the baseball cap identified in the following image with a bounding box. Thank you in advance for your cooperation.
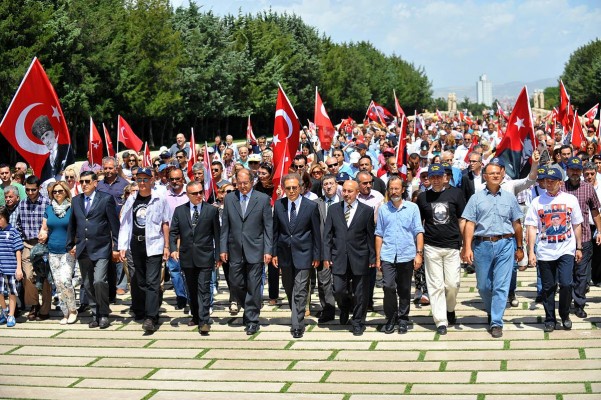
[536,166,547,180]
[357,143,368,150]
[349,152,361,164]
[544,165,563,180]
[159,151,171,159]
[441,162,453,172]
[420,142,429,151]
[336,172,351,183]
[566,156,583,170]
[136,167,153,176]
[489,157,505,168]
[158,164,169,173]
[419,167,429,176]
[428,164,445,177]
[248,154,261,162]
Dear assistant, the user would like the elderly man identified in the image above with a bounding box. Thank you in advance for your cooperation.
[4,186,20,228]
[461,163,524,338]
[225,135,239,159]
[562,157,601,318]
[169,133,190,159]
[238,146,250,168]
[0,164,26,207]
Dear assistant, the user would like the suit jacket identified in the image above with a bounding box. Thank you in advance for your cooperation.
[272,197,321,270]
[169,202,220,269]
[461,170,479,204]
[323,201,375,276]
[67,190,119,261]
[220,189,273,264]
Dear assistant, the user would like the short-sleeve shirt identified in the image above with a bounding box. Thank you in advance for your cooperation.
[416,187,466,249]
[524,191,584,261]
[375,201,425,263]
[563,180,601,243]
[0,224,24,275]
[462,187,523,237]
[132,194,151,237]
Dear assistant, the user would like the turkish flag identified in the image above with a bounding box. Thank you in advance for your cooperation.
[367,100,393,125]
[464,135,480,163]
[0,57,73,181]
[497,102,509,122]
[558,80,571,128]
[495,86,536,179]
[117,115,143,152]
[395,114,408,180]
[202,141,214,202]
[584,103,598,124]
[314,88,335,151]
[272,84,300,202]
[246,116,257,146]
[142,141,152,167]
[571,112,587,152]
[102,123,115,157]
[187,128,197,181]
[88,117,103,166]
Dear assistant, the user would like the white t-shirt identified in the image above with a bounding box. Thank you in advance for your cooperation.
[524,191,584,261]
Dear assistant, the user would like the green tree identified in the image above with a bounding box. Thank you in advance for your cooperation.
[543,86,559,109]
[561,39,601,112]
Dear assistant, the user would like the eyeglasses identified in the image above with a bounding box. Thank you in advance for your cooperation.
[65,175,75,180]
[326,163,337,168]
[52,189,65,194]
[136,178,151,183]
[285,186,299,191]
[25,188,38,192]
[154,164,160,168]
[187,191,203,196]
[360,181,373,185]
[225,189,234,193]
[211,168,220,172]
[79,179,92,184]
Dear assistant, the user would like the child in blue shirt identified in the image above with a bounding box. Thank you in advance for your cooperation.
[0,206,24,327]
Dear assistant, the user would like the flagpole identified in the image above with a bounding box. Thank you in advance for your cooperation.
[116,115,120,156]
[89,116,93,166]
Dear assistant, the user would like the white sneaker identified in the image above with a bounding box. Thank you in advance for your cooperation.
[60,317,68,325]
[67,311,78,324]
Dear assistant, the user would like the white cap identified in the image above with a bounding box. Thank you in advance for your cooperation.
[349,151,361,164]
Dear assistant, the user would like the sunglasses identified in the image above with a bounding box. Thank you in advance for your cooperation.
[211,168,220,172]
[128,160,137,163]
[285,186,299,191]
[65,175,75,180]
[25,188,38,192]
[188,191,203,196]
[326,164,338,168]
[136,178,151,183]
[79,179,92,184]
[225,189,234,193]
[52,189,65,194]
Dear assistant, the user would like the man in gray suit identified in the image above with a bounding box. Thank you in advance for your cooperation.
[169,181,221,335]
[273,173,321,338]
[323,180,376,336]
[220,169,273,335]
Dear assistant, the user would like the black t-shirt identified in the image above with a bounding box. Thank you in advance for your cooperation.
[416,187,466,249]
[132,194,151,237]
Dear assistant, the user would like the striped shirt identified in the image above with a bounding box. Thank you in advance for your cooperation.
[563,180,601,243]
[17,195,50,241]
[0,224,24,274]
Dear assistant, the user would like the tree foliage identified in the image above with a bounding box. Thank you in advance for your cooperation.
[1,1,434,158]
[561,39,601,112]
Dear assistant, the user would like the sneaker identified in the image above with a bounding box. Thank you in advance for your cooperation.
[60,317,68,325]
[229,302,239,315]
[0,312,6,325]
[67,311,78,324]
[6,315,16,327]
[508,293,519,307]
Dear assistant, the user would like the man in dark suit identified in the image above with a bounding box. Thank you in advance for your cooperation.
[67,171,119,329]
[220,169,273,335]
[461,152,484,204]
[323,180,376,336]
[169,181,221,335]
[273,173,321,338]
[312,196,336,323]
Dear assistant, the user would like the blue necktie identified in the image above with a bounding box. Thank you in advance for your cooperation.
[85,197,91,215]
[289,201,297,230]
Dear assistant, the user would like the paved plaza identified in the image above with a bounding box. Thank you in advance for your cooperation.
[1,269,600,400]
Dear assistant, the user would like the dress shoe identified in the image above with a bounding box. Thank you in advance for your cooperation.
[367,301,375,312]
[36,313,50,321]
[98,316,110,329]
[246,323,260,335]
[508,292,519,307]
[535,295,543,303]
[175,297,187,310]
[229,302,239,315]
[142,318,156,333]
[199,323,210,336]
[490,326,503,338]
[574,308,587,318]
[89,319,100,328]
[292,328,303,339]
[67,311,78,324]
[187,319,199,327]
[436,325,447,335]
[27,305,40,321]
[398,321,408,334]
[562,318,572,330]
[339,309,349,325]
[447,311,457,325]
[384,315,397,334]
[318,314,335,323]
[543,322,555,333]
[77,304,90,313]
[116,288,126,296]
[352,325,365,336]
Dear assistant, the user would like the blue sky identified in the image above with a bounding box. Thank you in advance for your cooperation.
[171,0,601,88]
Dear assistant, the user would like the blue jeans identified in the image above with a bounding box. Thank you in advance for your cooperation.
[473,237,514,328]
[539,254,573,323]
[167,257,188,301]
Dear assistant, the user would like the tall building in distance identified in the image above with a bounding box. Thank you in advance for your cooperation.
[477,74,493,106]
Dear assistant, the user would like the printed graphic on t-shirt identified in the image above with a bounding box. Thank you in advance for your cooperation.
[432,202,450,225]
[133,203,147,229]
[538,203,573,243]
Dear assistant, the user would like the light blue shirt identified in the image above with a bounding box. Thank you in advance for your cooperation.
[190,202,202,221]
[240,189,253,213]
[462,187,523,237]
[375,200,424,263]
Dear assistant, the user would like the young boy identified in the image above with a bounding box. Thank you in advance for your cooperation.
[0,206,24,327]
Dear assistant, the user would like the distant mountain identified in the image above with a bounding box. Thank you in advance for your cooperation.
[433,77,558,103]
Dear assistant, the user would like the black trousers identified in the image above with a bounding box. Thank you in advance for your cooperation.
[591,234,601,285]
[332,266,370,328]
[268,262,280,300]
[381,260,414,321]
[183,267,212,325]
[229,258,263,325]
[130,244,162,321]
[315,265,336,318]
[220,261,234,302]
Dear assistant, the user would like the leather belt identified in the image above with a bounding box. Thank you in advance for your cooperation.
[134,235,145,242]
[476,233,513,242]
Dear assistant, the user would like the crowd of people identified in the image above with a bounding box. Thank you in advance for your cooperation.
[0,110,600,339]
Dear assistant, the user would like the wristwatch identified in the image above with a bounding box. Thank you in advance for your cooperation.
[516,246,523,250]
[416,250,424,256]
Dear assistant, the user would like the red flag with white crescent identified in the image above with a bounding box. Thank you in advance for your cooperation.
[203,141,214,202]
[246,116,257,145]
[393,90,407,179]
[571,112,587,152]
[102,123,115,157]
[272,84,300,202]
[187,128,197,182]
[314,88,335,151]
[143,142,151,167]
[584,103,598,124]
[89,117,103,166]
[0,57,73,181]
[558,80,572,128]
[495,86,536,179]
[117,115,143,152]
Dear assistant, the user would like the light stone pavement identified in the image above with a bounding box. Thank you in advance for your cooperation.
[1,269,600,400]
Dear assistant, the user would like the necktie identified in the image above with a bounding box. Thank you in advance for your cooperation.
[192,205,199,226]
[241,194,248,217]
[345,203,352,224]
[85,197,91,215]
[289,201,297,230]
